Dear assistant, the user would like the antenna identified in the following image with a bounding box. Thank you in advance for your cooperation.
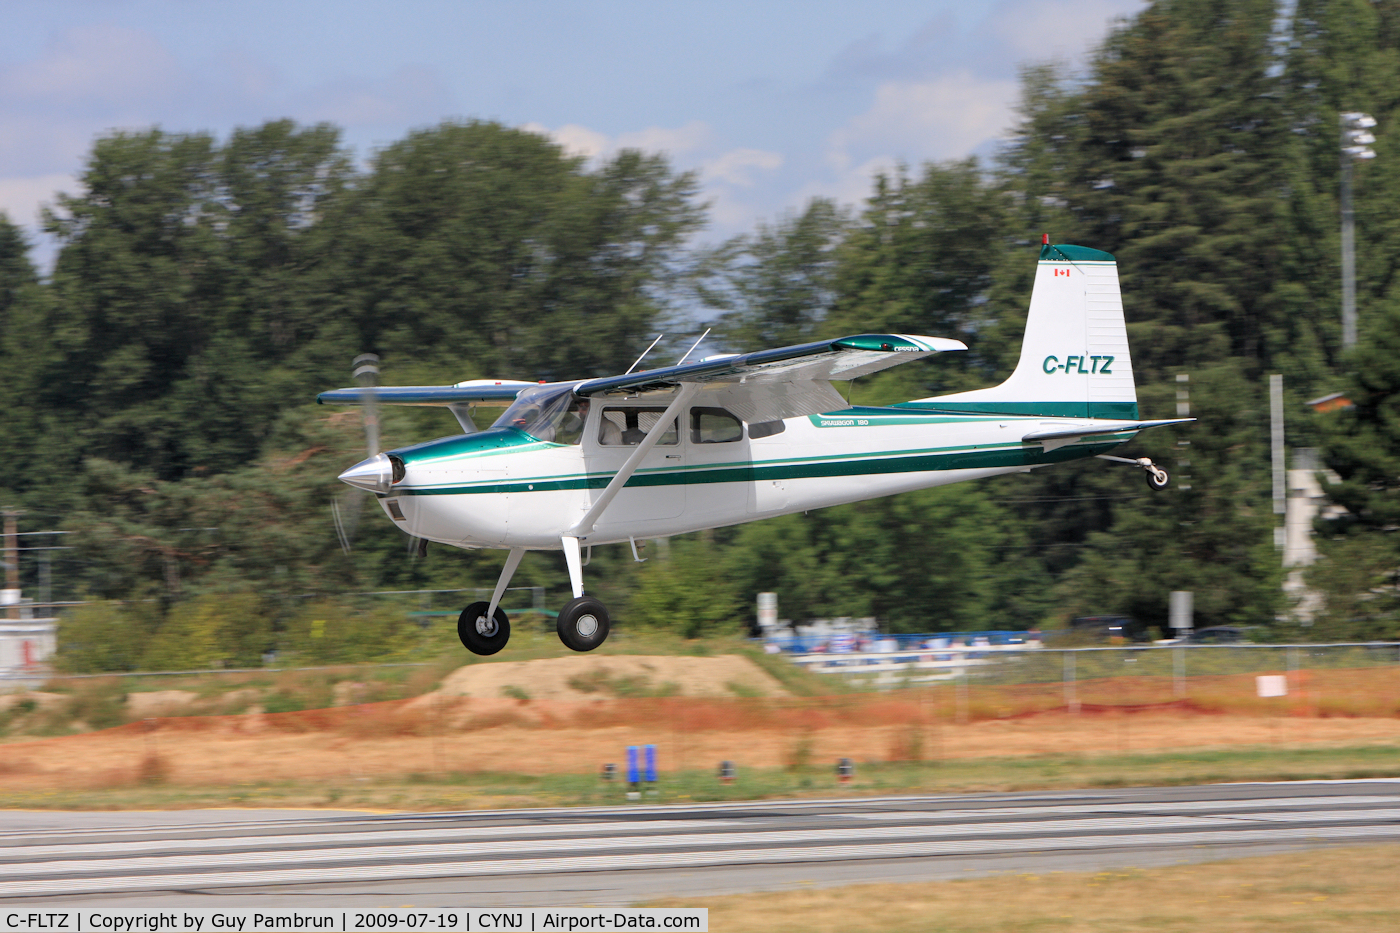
[674,328,711,366]
[625,334,665,375]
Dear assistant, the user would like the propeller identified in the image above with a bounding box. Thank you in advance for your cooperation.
[332,354,380,555]
[330,353,429,559]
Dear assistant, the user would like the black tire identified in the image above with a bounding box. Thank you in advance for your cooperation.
[458,601,510,655]
[1146,468,1170,491]
[557,596,610,652]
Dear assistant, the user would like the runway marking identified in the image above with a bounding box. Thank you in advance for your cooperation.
[4,785,1399,899]
[4,824,1400,897]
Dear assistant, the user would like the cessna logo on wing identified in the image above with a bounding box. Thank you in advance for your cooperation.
[1043,355,1114,375]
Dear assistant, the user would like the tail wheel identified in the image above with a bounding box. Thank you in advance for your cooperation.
[557,596,610,652]
[1146,467,1170,491]
[458,601,510,655]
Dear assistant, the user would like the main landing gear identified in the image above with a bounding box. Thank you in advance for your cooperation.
[455,543,613,656]
[458,602,510,656]
[1097,454,1170,490]
[557,596,610,651]
[457,385,697,657]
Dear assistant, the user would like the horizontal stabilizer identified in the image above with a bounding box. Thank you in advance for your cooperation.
[1023,418,1194,452]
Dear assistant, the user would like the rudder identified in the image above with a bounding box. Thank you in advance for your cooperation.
[912,242,1138,420]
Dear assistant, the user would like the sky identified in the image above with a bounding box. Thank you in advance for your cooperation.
[1,0,1146,267]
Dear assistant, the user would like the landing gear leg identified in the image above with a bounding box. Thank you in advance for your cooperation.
[1097,454,1170,490]
[458,548,526,656]
[559,536,610,651]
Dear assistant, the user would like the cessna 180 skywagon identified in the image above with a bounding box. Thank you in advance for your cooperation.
[320,241,1190,656]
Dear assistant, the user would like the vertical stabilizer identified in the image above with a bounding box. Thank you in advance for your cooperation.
[913,243,1138,420]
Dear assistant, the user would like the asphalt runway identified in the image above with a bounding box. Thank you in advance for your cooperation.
[2,780,1398,906]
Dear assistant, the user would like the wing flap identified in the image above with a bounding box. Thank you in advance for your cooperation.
[703,380,850,424]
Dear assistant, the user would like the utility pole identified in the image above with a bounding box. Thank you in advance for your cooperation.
[2,508,22,620]
[1270,375,1285,549]
[1340,112,1377,349]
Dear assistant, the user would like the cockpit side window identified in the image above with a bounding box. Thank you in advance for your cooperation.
[598,408,678,446]
[690,407,743,444]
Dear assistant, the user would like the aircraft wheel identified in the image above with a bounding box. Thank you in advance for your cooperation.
[557,596,610,652]
[458,601,510,655]
[1146,467,1170,491]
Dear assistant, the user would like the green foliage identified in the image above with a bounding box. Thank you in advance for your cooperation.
[714,483,1054,633]
[340,122,702,383]
[54,601,162,673]
[627,537,744,638]
[828,161,1008,394]
[140,592,270,671]
[20,2,1400,665]
[1052,363,1283,630]
[698,198,850,351]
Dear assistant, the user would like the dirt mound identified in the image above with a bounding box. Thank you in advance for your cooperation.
[0,692,65,713]
[429,654,789,702]
[126,691,200,718]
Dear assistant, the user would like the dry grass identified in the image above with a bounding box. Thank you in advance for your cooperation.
[3,660,1400,810]
[653,844,1400,932]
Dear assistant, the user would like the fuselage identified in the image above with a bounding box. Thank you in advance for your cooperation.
[379,396,1136,550]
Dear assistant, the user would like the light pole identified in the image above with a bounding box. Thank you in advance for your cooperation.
[1340,111,1377,350]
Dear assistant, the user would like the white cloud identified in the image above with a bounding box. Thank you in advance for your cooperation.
[792,155,899,214]
[298,66,454,128]
[984,0,1143,62]
[0,173,74,228]
[827,72,1019,172]
[526,120,712,162]
[525,122,611,160]
[0,24,184,110]
[522,120,783,236]
[703,148,783,188]
[615,121,711,157]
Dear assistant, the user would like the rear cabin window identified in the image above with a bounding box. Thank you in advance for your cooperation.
[691,407,744,444]
[599,408,678,446]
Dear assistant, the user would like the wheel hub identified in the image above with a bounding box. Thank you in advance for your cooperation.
[576,614,598,638]
[476,615,498,637]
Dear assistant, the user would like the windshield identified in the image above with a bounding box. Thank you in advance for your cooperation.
[491,384,587,444]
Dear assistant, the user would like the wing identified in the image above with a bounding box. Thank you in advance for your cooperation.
[576,334,966,423]
[316,379,537,434]
[316,378,536,407]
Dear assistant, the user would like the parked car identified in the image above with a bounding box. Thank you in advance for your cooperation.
[1173,625,1247,644]
[1068,615,1153,643]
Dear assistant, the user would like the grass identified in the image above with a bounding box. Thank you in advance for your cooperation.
[648,844,1400,932]
[8,632,839,740]
[4,742,1400,812]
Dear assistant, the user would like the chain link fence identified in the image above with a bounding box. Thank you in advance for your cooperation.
[792,642,1400,718]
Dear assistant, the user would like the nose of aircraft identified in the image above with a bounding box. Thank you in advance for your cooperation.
[339,452,394,494]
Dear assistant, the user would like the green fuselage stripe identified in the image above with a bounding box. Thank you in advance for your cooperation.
[397,437,1130,497]
[894,400,1140,419]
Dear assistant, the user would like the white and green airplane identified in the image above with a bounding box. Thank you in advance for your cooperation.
[320,241,1189,656]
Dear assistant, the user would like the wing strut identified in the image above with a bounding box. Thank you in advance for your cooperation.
[486,548,528,623]
[561,382,699,596]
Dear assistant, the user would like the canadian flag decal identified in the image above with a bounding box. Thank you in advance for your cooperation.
[1053,268,1070,277]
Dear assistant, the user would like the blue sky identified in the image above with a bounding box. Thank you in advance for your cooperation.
[1,0,1145,264]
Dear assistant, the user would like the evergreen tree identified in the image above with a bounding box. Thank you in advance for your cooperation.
[697,198,850,352]
[339,122,703,384]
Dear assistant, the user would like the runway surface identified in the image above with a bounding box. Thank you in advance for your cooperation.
[2,780,1399,906]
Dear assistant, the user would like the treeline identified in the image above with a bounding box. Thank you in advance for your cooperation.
[14,0,1400,671]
